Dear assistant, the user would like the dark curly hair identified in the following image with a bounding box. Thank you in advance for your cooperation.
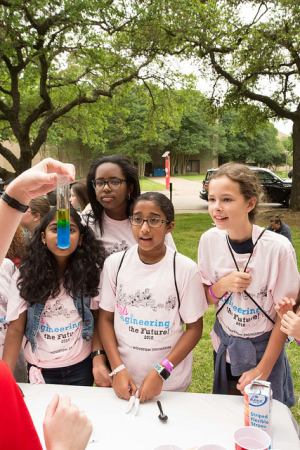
[86,155,140,235]
[17,207,106,305]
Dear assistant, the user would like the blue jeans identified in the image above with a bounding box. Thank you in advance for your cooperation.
[28,355,94,386]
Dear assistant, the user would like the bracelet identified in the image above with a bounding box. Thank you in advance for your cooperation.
[209,284,222,301]
[161,358,174,373]
[109,364,126,377]
[295,340,300,345]
[91,350,106,360]
[1,192,29,213]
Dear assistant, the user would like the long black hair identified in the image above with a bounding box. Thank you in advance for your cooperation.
[86,155,140,235]
[17,207,106,305]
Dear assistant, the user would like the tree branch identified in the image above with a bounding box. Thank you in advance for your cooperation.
[0,142,19,171]
[209,51,297,121]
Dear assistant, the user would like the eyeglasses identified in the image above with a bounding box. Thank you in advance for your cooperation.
[91,177,127,190]
[130,216,170,228]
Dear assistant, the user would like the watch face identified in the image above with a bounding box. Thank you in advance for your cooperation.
[160,367,170,381]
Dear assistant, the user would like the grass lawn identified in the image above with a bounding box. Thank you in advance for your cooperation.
[172,212,300,421]
[276,170,291,179]
[139,176,165,191]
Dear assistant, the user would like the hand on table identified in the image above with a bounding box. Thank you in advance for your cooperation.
[280,310,300,341]
[112,369,137,400]
[43,394,92,450]
[138,369,164,403]
[275,297,296,319]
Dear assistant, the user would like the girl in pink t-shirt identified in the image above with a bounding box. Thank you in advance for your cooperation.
[3,207,110,386]
[85,154,175,255]
[198,163,299,407]
[99,192,207,403]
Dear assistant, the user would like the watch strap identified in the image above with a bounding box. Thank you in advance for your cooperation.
[1,192,29,213]
[91,349,106,359]
[154,363,171,381]
[161,358,174,373]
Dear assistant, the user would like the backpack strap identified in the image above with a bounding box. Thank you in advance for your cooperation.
[116,250,127,286]
[173,251,180,309]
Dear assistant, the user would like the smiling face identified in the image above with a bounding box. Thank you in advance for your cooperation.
[41,217,83,263]
[94,162,133,220]
[131,199,174,263]
[208,176,256,241]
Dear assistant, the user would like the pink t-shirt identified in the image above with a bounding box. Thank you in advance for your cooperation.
[100,244,207,391]
[85,211,176,256]
[6,272,99,368]
[198,225,300,353]
[0,258,15,358]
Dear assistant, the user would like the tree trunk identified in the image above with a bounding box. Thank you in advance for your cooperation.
[17,142,32,176]
[137,160,145,177]
[290,119,300,211]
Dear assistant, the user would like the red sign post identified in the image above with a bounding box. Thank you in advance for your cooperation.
[165,155,170,190]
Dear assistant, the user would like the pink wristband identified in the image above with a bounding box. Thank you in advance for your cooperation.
[209,284,222,301]
[295,340,300,345]
[161,358,174,373]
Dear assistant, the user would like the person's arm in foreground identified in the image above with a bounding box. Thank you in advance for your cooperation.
[91,309,112,387]
[0,158,74,264]
[99,308,138,400]
[138,317,203,403]
[43,395,92,450]
[236,315,287,393]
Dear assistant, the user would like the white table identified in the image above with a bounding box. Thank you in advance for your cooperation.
[21,383,300,450]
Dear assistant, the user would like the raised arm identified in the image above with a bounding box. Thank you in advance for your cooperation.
[0,159,74,264]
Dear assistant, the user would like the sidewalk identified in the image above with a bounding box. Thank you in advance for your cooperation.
[143,176,209,214]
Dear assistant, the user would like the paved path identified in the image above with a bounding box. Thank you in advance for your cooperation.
[143,176,285,214]
[144,176,208,214]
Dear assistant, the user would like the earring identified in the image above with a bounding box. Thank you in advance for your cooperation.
[43,241,46,245]
[128,193,131,200]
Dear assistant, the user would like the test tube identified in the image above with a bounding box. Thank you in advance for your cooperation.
[57,175,70,249]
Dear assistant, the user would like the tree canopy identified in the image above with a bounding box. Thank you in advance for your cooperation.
[219,110,284,168]
[0,0,188,176]
[159,0,300,208]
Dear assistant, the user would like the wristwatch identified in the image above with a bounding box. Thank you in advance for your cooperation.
[91,350,106,360]
[154,363,171,381]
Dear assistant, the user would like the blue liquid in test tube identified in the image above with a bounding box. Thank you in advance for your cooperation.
[57,175,70,249]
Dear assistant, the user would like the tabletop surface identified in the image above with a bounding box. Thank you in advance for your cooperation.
[21,383,300,450]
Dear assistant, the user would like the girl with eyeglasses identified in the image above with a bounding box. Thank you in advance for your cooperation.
[98,192,207,403]
[86,155,176,256]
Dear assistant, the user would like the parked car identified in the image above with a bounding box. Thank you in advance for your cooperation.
[200,167,292,206]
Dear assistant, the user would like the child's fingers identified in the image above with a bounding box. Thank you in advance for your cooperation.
[280,324,289,335]
[129,379,138,396]
[44,394,60,421]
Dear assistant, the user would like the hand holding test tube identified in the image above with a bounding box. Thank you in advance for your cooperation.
[57,175,70,249]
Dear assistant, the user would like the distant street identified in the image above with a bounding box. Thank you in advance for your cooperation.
[144,176,286,214]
